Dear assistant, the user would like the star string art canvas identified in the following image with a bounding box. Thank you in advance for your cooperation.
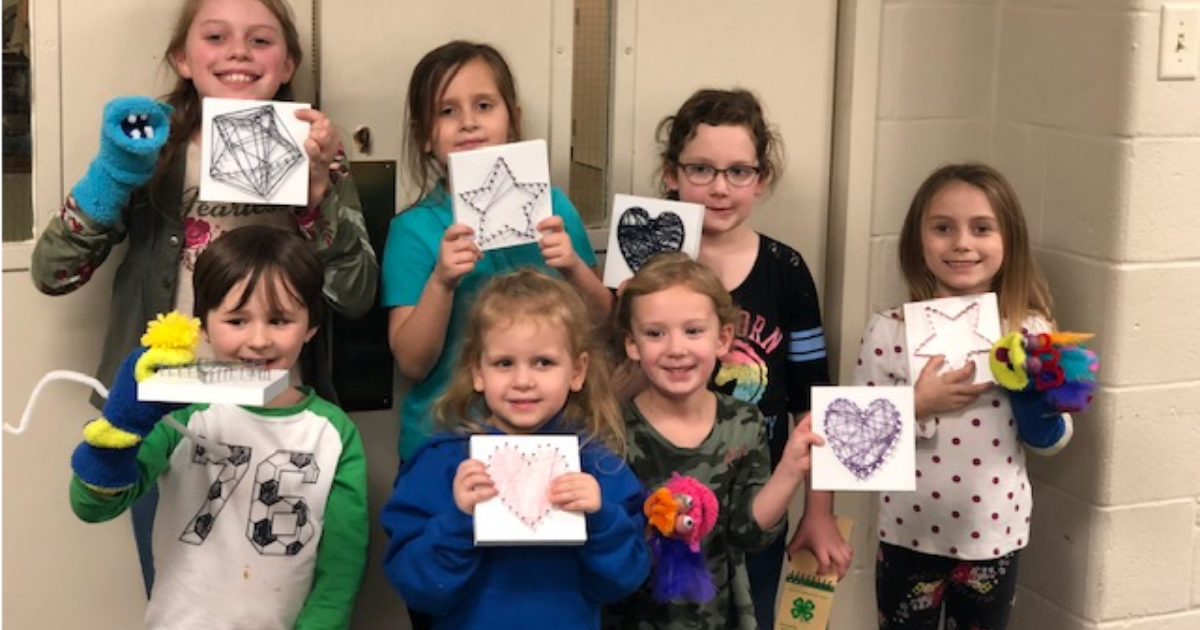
[811,386,915,491]
[469,434,586,546]
[449,139,552,251]
[903,293,1002,386]
[200,98,310,206]
[602,194,704,288]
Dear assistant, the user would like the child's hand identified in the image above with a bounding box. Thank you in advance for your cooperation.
[295,108,341,206]
[786,510,853,579]
[433,223,481,291]
[913,355,992,418]
[778,413,824,479]
[537,216,583,274]
[549,471,601,514]
[453,459,497,516]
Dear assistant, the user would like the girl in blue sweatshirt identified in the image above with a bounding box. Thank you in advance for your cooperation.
[381,268,649,630]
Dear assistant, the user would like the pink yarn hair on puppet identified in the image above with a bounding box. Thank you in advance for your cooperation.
[643,473,719,602]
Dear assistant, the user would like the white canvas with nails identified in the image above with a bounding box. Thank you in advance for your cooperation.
[138,368,291,407]
[200,98,310,206]
[902,293,1001,386]
[448,140,553,251]
[469,434,586,546]
[811,386,916,491]
[602,194,704,288]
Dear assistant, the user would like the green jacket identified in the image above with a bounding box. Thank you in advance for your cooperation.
[606,393,785,630]
[30,154,378,403]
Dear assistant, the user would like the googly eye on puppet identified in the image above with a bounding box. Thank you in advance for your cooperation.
[642,473,720,603]
[989,330,1099,454]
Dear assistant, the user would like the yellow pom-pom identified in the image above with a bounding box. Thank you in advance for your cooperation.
[135,312,200,382]
[140,311,201,351]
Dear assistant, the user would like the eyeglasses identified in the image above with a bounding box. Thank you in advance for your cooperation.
[677,163,761,187]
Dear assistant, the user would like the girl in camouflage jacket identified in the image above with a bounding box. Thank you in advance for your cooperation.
[605,253,823,630]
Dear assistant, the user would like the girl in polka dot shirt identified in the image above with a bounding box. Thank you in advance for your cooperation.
[856,163,1065,630]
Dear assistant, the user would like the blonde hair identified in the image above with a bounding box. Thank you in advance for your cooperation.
[615,252,739,340]
[898,162,1053,331]
[435,269,624,453]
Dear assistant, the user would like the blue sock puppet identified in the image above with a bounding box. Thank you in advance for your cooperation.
[990,331,1098,455]
[70,96,173,227]
[71,313,198,492]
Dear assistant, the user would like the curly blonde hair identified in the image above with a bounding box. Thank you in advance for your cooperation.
[435,268,624,453]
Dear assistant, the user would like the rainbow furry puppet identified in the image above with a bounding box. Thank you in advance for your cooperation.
[643,473,720,603]
[71,313,199,492]
[989,330,1098,455]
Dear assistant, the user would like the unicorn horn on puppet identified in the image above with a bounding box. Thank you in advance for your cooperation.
[642,473,720,603]
[990,329,1099,456]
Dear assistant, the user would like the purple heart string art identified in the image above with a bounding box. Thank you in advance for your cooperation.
[823,398,902,480]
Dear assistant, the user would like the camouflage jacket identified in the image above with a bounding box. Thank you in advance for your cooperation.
[605,393,784,630]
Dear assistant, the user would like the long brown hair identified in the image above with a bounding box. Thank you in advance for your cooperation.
[898,162,1053,330]
[402,40,521,206]
[655,88,784,197]
[155,0,303,188]
[435,269,623,454]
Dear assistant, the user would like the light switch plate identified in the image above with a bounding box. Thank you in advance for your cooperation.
[1160,4,1200,80]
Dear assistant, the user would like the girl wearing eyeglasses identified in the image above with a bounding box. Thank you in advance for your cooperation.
[654,88,852,630]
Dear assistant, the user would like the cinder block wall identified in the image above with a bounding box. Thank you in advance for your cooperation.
[864,1,1200,628]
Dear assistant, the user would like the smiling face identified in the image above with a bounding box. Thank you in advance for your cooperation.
[472,319,588,435]
[203,273,315,372]
[921,181,1005,297]
[624,285,734,401]
[426,57,514,167]
[171,0,296,101]
[663,123,765,238]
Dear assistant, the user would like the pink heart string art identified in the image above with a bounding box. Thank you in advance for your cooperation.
[487,442,571,530]
[823,398,902,480]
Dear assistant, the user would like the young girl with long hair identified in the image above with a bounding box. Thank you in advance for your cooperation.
[657,88,850,627]
[605,252,822,630]
[382,268,647,630]
[857,162,1066,629]
[381,40,609,467]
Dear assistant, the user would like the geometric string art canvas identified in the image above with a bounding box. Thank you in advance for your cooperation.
[811,386,915,491]
[602,194,704,288]
[903,293,1001,385]
[469,434,586,546]
[449,139,553,251]
[200,98,310,206]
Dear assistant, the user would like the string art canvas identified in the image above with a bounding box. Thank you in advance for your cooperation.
[138,362,291,407]
[449,139,552,251]
[469,434,586,546]
[902,293,1001,386]
[811,386,915,491]
[601,194,704,288]
[199,98,310,206]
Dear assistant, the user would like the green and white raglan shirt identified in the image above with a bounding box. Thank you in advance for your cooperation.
[70,388,368,630]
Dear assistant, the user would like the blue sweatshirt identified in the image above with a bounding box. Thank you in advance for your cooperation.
[381,420,650,630]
